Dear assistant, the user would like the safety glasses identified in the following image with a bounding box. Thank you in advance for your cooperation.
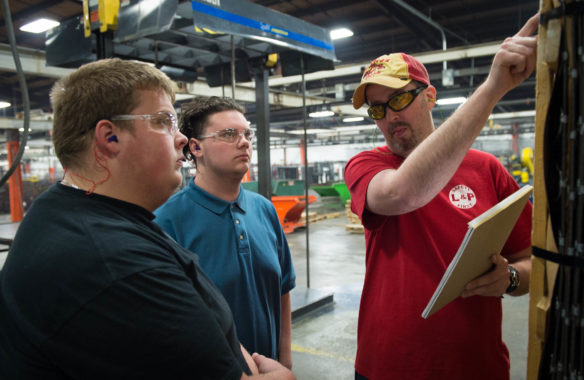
[199,128,254,143]
[111,112,178,135]
[367,86,427,120]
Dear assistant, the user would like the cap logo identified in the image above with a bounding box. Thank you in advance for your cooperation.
[362,60,387,80]
[362,56,411,82]
[352,53,429,110]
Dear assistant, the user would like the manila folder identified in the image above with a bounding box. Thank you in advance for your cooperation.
[422,184,533,319]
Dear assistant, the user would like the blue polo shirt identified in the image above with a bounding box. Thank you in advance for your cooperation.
[154,179,296,359]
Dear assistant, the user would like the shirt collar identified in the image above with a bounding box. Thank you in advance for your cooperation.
[188,178,247,215]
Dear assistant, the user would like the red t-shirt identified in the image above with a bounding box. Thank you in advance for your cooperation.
[345,146,532,380]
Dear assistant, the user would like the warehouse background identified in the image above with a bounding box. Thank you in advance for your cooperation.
[0,1,538,378]
[0,0,538,216]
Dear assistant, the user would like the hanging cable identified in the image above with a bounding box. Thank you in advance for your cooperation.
[537,1,584,378]
[0,0,31,187]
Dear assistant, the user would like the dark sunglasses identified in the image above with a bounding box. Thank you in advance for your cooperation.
[367,86,428,120]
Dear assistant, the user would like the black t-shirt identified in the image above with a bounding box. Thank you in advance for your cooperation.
[0,184,250,379]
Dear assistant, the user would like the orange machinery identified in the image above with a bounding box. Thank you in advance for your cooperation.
[271,195,316,234]
[242,179,317,234]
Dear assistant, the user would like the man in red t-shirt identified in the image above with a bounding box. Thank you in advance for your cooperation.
[344,14,539,380]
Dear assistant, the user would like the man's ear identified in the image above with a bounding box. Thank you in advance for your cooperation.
[426,85,437,109]
[94,119,120,158]
[189,138,202,156]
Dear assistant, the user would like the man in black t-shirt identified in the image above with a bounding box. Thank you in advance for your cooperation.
[0,58,295,380]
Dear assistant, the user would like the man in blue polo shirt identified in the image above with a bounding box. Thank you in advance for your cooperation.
[154,96,295,369]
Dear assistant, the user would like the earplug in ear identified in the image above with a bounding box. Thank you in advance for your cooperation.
[428,98,436,102]
[194,146,201,151]
[108,135,118,143]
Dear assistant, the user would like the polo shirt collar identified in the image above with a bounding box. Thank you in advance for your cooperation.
[188,178,247,215]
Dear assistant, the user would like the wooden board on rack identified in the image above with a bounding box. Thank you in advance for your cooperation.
[526,1,561,378]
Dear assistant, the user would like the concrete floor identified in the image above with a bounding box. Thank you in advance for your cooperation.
[0,212,530,379]
[286,214,530,380]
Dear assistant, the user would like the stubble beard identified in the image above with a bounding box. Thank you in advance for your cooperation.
[386,122,419,157]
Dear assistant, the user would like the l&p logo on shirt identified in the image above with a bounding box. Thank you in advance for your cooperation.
[449,185,477,209]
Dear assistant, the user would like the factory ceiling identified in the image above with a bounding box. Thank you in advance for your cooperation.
[0,0,539,142]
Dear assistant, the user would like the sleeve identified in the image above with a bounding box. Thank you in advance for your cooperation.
[269,202,296,294]
[42,267,245,380]
[344,150,395,230]
[492,157,533,257]
[278,235,296,295]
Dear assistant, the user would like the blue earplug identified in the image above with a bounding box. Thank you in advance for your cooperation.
[108,135,118,143]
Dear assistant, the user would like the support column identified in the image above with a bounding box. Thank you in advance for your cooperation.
[96,30,114,59]
[512,122,519,155]
[255,68,272,199]
[6,130,24,222]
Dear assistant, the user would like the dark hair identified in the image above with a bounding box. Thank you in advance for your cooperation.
[179,96,245,161]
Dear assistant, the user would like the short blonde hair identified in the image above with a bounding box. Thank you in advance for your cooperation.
[50,58,175,168]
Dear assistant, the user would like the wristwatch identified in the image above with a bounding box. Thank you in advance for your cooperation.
[506,265,520,294]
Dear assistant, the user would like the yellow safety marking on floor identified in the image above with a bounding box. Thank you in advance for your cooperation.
[291,343,354,363]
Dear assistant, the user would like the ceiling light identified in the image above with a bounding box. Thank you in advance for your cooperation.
[330,28,353,40]
[309,110,334,118]
[488,110,536,119]
[436,97,467,106]
[343,116,364,123]
[19,18,60,34]
[334,124,377,132]
[0,101,10,109]
[252,35,291,48]
[288,129,332,134]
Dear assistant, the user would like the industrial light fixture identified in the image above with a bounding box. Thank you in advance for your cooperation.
[342,116,364,123]
[488,110,536,120]
[253,35,291,48]
[334,124,377,132]
[0,101,10,109]
[436,97,467,106]
[19,18,60,34]
[330,28,353,40]
[288,128,333,135]
[309,110,334,118]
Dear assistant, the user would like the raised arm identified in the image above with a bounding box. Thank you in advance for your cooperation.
[366,14,539,216]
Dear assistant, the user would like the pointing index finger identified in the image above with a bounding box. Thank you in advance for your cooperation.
[515,13,540,37]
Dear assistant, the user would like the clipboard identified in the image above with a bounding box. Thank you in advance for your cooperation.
[422,185,533,319]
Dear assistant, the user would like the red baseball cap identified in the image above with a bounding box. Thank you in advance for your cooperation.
[352,53,430,109]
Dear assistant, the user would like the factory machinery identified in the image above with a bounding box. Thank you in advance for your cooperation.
[528,0,584,378]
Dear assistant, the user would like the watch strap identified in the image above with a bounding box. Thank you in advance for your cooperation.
[506,265,520,293]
